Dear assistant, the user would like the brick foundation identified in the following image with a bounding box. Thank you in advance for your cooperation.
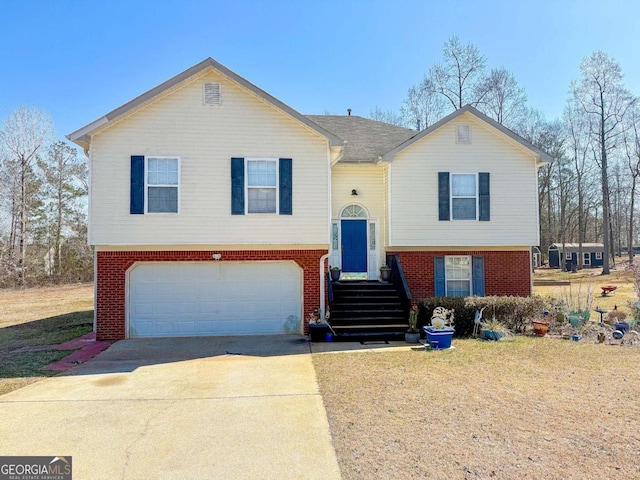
[387,250,532,301]
[95,250,325,341]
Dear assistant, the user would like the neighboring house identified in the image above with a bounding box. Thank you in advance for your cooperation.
[68,57,552,341]
[548,243,604,269]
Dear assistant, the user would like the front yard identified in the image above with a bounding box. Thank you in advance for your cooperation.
[0,283,94,395]
[314,337,640,479]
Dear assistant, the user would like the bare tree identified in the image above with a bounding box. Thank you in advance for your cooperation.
[571,51,636,274]
[479,67,527,128]
[0,106,54,286]
[515,108,561,256]
[400,75,447,130]
[368,106,405,126]
[564,101,595,268]
[38,141,88,279]
[429,35,489,110]
[623,103,640,263]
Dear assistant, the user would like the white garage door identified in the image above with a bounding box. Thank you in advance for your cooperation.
[128,261,302,338]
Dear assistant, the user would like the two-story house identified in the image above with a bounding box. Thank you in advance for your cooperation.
[68,57,551,341]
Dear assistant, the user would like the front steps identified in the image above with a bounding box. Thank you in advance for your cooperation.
[329,280,409,338]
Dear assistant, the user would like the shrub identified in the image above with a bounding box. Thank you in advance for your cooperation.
[606,310,627,323]
[419,295,548,336]
[469,296,547,333]
[418,297,475,337]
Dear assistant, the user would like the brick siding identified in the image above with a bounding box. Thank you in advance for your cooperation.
[95,250,325,341]
[387,250,531,301]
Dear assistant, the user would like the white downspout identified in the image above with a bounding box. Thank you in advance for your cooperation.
[319,253,330,321]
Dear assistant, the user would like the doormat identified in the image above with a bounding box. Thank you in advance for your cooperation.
[360,340,389,345]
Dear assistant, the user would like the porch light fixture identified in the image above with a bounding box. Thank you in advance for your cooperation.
[351,189,358,196]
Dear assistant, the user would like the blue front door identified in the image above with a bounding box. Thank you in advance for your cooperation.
[341,220,367,273]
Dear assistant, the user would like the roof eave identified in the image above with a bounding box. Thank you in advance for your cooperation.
[66,57,344,148]
[380,105,554,163]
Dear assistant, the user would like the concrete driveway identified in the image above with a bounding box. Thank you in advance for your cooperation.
[0,336,341,480]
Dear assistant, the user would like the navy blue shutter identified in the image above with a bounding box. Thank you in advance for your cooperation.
[231,158,245,215]
[479,172,490,221]
[130,155,145,214]
[279,158,292,215]
[434,256,446,296]
[438,172,450,221]
[472,256,485,296]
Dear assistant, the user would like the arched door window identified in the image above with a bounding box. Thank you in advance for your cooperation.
[340,204,368,218]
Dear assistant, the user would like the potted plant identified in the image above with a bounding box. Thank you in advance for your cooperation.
[482,317,508,341]
[330,266,341,282]
[307,314,333,342]
[405,304,420,343]
[561,284,594,327]
[380,264,392,282]
[532,319,550,336]
[607,310,630,333]
[423,306,455,349]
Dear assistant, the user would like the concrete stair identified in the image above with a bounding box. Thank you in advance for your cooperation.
[329,281,408,338]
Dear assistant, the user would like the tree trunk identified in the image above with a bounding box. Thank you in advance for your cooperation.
[578,185,584,269]
[600,90,611,275]
[55,174,63,279]
[629,175,637,265]
[18,155,27,287]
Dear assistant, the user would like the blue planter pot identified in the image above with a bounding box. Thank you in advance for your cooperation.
[424,327,454,349]
[483,330,503,341]
[614,322,630,333]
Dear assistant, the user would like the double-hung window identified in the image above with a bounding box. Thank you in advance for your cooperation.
[246,159,277,213]
[146,157,179,213]
[451,174,477,220]
[445,256,472,297]
[438,172,489,221]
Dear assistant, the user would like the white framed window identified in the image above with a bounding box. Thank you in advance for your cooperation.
[583,252,591,266]
[332,223,339,250]
[146,157,180,213]
[341,204,368,218]
[369,222,376,251]
[451,173,477,220]
[445,256,472,297]
[595,251,603,260]
[246,158,278,214]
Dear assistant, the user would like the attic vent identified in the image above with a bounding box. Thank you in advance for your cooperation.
[203,83,221,105]
[456,124,471,144]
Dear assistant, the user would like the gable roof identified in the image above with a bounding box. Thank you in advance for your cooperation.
[380,105,554,164]
[550,243,604,251]
[306,115,416,163]
[67,57,344,150]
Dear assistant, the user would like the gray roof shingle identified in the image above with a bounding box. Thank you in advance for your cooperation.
[306,115,416,163]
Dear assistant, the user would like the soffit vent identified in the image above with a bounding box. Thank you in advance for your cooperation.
[456,124,471,144]
[203,82,221,105]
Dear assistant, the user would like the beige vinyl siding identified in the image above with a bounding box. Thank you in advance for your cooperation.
[331,164,386,253]
[390,113,539,247]
[383,166,390,247]
[89,70,329,246]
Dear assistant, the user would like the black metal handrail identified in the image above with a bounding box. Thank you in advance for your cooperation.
[387,254,412,309]
[326,272,334,304]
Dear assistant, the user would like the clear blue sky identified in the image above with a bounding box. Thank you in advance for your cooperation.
[1,0,639,139]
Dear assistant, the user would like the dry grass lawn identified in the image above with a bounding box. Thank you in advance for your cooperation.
[533,260,637,322]
[0,283,94,395]
[314,337,640,480]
